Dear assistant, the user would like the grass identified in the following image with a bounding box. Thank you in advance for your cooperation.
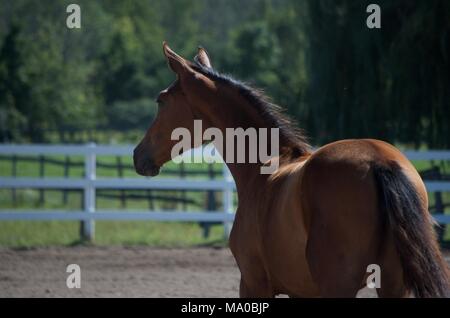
[0,220,227,248]
[0,153,449,247]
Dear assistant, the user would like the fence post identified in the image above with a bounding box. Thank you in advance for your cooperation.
[116,156,126,208]
[63,156,70,205]
[81,143,96,242]
[223,164,234,239]
[39,155,45,206]
[11,154,17,207]
[432,165,445,243]
[202,164,217,239]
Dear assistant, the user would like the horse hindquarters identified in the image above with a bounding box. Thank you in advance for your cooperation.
[303,159,384,297]
[304,155,450,298]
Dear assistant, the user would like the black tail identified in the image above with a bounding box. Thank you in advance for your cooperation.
[373,162,450,298]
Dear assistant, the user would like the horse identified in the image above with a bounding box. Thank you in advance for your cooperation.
[133,42,450,297]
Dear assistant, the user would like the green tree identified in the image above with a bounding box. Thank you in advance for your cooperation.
[0,23,30,141]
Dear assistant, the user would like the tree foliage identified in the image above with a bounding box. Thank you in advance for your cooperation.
[0,0,448,148]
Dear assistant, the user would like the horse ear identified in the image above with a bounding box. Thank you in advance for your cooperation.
[194,46,212,68]
[163,42,190,76]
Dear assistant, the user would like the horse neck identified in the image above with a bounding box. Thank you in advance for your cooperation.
[195,87,288,193]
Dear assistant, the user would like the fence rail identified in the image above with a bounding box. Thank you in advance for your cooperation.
[0,144,235,240]
[1,144,450,241]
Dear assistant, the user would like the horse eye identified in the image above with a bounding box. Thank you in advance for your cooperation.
[156,98,164,108]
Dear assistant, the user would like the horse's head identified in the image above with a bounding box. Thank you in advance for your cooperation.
[133,42,214,176]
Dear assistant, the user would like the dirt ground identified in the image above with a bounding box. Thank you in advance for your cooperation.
[0,246,240,297]
[0,246,449,298]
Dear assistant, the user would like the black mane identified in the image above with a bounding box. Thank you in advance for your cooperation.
[191,62,311,156]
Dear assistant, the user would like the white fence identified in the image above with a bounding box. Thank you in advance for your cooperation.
[0,144,450,241]
[0,144,235,240]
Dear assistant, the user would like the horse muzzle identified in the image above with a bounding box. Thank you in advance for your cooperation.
[133,147,161,177]
[136,162,160,177]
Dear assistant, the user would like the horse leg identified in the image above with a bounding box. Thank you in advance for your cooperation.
[239,276,275,298]
[304,185,381,297]
[375,231,409,297]
[306,229,371,297]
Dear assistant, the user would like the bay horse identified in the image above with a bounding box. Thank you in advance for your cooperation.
[133,42,450,297]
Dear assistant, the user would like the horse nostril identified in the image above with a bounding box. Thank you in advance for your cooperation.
[133,147,142,166]
[133,148,139,161]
